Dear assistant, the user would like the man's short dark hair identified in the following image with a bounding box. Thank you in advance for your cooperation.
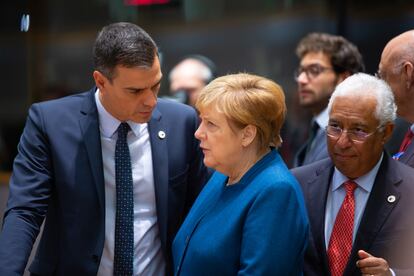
[296,32,365,74]
[93,22,158,80]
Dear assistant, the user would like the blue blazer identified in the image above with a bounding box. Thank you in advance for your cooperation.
[172,149,309,275]
[291,155,414,276]
[0,88,208,275]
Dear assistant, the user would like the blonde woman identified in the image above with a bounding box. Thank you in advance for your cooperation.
[172,73,309,275]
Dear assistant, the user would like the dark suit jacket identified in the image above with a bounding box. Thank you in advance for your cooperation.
[291,155,414,276]
[400,140,414,168]
[293,126,329,168]
[0,88,208,275]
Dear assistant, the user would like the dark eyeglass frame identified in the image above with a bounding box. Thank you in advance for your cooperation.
[294,64,334,81]
[325,124,384,143]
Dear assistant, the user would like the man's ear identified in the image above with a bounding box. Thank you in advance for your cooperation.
[93,70,108,91]
[241,125,257,147]
[402,61,414,90]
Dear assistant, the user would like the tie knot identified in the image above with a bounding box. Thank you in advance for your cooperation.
[344,180,357,194]
[117,122,130,139]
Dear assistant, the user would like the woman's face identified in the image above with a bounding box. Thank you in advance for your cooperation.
[195,105,245,175]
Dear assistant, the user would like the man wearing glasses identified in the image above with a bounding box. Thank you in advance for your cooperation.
[292,73,414,276]
[293,32,365,167]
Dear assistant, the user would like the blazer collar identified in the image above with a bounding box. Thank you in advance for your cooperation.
[147,106,169,252]
[344,154,401,275]
[307,155,402,275]
[79,88,105,211]
[305,159,334,275]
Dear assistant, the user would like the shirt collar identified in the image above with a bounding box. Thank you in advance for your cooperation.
[314,107,329,129]
[94,89,147,138]
[332,153,384,193]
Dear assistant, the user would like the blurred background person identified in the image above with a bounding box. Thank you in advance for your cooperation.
[379,30,414,167]
[168,55,216,106]
[292,73,414,276]
[172,73,309,275]
[292,32,365,167]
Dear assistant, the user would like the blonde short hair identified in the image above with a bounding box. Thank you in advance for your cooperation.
[195,73,286,150]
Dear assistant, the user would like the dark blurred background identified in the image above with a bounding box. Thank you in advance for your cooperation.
[1,0,414,172]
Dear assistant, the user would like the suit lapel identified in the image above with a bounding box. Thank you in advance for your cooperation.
[148,107,169,249]
[294,143,308,167]
[345,155,401,275]
[306,160,334,275]
[305,130,327,164]
[79,89,105,210]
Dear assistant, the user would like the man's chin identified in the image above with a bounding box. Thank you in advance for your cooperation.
[298,100,315,108]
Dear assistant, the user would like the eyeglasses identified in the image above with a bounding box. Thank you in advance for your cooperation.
[294,64,334,81]
[325,125,383,143]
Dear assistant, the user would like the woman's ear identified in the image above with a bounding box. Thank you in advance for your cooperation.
[241,125,257,147]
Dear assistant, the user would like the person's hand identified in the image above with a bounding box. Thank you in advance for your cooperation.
[356,250,392,276]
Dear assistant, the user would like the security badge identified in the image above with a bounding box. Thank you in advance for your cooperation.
[158,131,166,139]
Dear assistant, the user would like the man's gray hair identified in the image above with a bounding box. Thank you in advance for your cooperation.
[327,73,397,125]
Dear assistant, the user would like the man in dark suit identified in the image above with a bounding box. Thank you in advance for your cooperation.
[379,30,414,167]
[292,73,414,276]
[0,22,208,275]
[292,32,364,167]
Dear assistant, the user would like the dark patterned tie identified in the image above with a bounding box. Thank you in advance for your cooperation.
[113,122,133,276]
[327,180,357,276]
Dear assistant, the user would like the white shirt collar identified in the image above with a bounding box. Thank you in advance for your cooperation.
[315,107,329,129]
[94,89,147,138]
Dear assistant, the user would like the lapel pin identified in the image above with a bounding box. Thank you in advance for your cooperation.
[387,195,396,203]
[158,130,166,139]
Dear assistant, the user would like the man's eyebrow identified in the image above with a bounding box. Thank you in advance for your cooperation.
[151,79,162,88]
[124,79,162,92]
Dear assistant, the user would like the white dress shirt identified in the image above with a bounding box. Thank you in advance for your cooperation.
[95,91,165,276]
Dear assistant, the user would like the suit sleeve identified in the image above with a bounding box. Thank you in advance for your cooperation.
[238,180,309,275]
[0,104,53,275]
